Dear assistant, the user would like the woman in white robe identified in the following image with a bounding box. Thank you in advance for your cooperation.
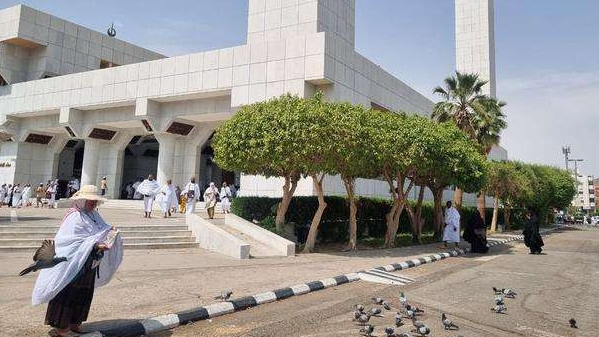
[443,200,461,248]
[158,179,176,217]
[31,185,123,336]
[12,184,22,208]
[220,182,232,214]
[21,184,31,206]
[136,174,159,218]
[47,183,57,208]
[203,182,219,219]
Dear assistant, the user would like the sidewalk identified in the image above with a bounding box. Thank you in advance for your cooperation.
[0,208,532,337]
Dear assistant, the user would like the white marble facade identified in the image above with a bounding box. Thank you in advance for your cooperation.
[0,0,506,203]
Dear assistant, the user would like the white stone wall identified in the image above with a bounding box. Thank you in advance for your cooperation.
[0,5,164,85]
[455,0,496,97]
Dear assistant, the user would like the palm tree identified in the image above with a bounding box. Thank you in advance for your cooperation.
[432,71,507,212]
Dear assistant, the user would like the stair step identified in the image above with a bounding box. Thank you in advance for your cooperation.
[0,236,196,247]
[0,230,192,239]
[0,242,198,252]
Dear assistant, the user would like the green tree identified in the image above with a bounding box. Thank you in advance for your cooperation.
[486,161,531,231]
[212,94,312,231]
[432,71,506,212]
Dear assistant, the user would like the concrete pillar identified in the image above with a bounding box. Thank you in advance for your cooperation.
[172,126,214,188]
[96,133,132,199]
[81,138,101,187]
[155,133,176,186]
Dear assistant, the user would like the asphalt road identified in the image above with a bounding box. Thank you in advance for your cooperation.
[158,227,599,337]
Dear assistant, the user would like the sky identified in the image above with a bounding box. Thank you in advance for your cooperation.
[1,0,597,175]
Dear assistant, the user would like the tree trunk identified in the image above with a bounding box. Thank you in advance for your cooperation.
[408,186,425,244]
[275,174,298,231]
[383,175,411,248]
[303,174,327,253]
[342,176,358,251]
[504,207,511,230]
[490,195,499,232]
[453,188,463,211]
[433,188,445,240]
[477,190,486,222]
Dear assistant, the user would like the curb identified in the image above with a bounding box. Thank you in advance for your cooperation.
[81,233,529,337]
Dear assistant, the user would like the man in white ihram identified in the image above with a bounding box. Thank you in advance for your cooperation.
[443,201,461,248]
[181,177,200,215]
[135,175,159,218]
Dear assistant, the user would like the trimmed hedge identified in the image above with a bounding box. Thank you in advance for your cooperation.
[231,196,528,244]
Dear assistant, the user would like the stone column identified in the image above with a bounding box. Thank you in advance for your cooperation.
[155,133,176,186]
[81,138,101,187]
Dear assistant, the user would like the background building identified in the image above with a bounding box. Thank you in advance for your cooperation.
[0,0,506,203]
[572,174,595,212]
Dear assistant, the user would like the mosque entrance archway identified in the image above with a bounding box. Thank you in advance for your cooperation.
[120,135,158,199]
[199,140,240,199]
[56,139,84,197]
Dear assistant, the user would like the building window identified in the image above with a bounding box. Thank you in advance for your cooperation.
[100,59,120,69]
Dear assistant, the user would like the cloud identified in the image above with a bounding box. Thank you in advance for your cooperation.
[499,70,599,175]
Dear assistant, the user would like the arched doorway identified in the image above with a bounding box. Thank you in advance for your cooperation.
[199,140,239,198]
[120,135,158,199]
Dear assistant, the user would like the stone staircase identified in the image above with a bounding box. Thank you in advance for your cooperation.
[205,214,275,258]
[0,218,198,252]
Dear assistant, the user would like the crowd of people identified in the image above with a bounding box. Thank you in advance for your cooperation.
[0,179,70,209]
[119,175,237,219]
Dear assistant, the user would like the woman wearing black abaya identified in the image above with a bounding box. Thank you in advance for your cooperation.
[464,212,489,253]
[523,209,544,254]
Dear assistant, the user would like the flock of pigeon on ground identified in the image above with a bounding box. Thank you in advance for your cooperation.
[351,288,579,336]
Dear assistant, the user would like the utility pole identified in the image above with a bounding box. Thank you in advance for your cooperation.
[562,146,571,172]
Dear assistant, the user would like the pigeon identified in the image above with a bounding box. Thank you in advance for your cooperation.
[19,240,67,276]
[356,304,365,312]
[355,313,371,325]
[395,313,404,327]
[383,301,392,310]
[569,318,578,328]
[360,323,375,336]
[493,287,517,298]
[441,313,459,330]
[399,291,407,305]
[372,297,385,305]
[491,304,507,314]
[403,308,415,319]
[384,326,395,337]
[406,304,424,314]
[494,296,505,305]
[353,310,363,320]
[214,290,233,301]
[369,307,383,317]
[411,318,430,336]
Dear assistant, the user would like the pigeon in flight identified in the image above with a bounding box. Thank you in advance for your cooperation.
[395,313,404,327]
[383,301,392,310]
[491,304,507,314]
[360,323,375,336]
[569,318,578,328]
[372,297,385,305]
[214,290,233,301]
[441,313,459,330]
[19,240,67,276]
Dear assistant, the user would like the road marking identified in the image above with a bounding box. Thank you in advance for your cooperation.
[358,269,416,285]
[10,210,18,222]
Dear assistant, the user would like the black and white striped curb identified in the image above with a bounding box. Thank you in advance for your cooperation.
[80,233,529,337]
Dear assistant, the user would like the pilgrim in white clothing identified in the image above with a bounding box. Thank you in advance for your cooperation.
[203,182,219,219]
[135,175,159,218]
[47,183,57,208]
[159,180,176,217]
[443,201,461,246]
[181,178,200,215]
[21,184,31,206]
[0,184,6,206]
[31,185,122,333]
[220,183,232,213]
[12,185,22,208]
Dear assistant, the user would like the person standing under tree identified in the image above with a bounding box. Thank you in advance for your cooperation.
[220,182,232,214]
[203,182,219,219]
[523,208,544,254]
[443,201,461,248]
[181,177,200,215]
